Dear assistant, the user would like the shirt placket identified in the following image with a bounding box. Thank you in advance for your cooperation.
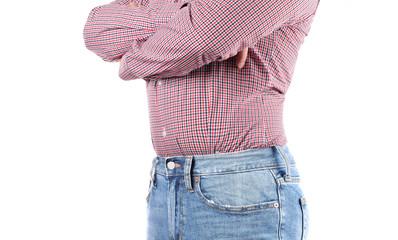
[155,79,168,157]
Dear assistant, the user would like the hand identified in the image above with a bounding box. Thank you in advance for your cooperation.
[217,47,249,69]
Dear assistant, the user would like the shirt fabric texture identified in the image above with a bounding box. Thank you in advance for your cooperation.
[84,0,320,157]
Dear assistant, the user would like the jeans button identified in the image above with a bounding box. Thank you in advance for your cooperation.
[167,161,175,170]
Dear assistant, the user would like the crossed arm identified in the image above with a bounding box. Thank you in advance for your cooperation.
[119,2,249,68]
[83,0,248,77]
[83,0,186,63]
[84,0,319,80]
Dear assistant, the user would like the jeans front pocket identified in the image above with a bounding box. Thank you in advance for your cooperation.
[194,169,280,212]
[300,197,309,240]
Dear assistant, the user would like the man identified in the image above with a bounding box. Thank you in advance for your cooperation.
[84,0,319,238]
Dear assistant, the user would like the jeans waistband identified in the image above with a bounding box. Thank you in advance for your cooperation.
[149,145,296,193]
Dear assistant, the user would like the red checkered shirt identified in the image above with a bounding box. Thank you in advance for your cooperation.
[84,0,320,157]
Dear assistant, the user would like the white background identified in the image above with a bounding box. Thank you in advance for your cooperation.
[0,0,397,239]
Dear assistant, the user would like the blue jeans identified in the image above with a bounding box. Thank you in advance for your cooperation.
[146,145,309,240]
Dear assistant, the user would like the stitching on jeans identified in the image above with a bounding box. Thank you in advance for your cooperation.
[270,168,283,240]
[279,177,300,184]
[269,169,279,185]
[197,196,278,213]
[154,164,297,177]
[179,178,184,240]
[275,146,291,181]
[184,159,188,190]
[300,197,308,240]
[194,177,279,212]
[270,167,300,184]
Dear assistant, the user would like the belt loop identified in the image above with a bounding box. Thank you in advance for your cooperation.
[275,145,291,182]
[184,156,194,193]
[150,156,157,189]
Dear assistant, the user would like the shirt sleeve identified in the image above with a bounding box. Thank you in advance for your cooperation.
[131,0,150,7]
[119,0,320,80]
[83,0,186,62]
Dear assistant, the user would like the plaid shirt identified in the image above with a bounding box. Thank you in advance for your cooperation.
[84,0,320,157]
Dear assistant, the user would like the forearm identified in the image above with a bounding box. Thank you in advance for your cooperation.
[119,0,320,80]
[83,0,185,62]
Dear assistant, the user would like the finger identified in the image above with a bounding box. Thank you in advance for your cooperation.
[236,47,249,69]
[217,55,227,61]
[128,2,138,7]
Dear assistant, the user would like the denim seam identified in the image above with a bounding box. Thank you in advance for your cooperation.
[194,177,279,212]
[155,164,297,177]
[146,178,152,204]
[196,196,278,213]
[167,177,174,240]
[278,177,301,184]
[179,178,184,240]
[151,157,157,189]
[156,146,266,159]
[301,202,305,240]
[300,197,308,240]
[275,146,291,181]
[184,156,193,192]
[270,169,283,240]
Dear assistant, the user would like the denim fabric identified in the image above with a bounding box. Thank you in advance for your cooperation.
[146,145,309,240]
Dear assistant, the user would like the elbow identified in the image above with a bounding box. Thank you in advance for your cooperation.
[83,6,129,62]
[83,6,113,62]
[83,7,100,54]
[118,71,133,81]
[83,27,93,53]
[118,58,139,81]
[83,27,109,62]
[118,51,158,80]
[119,71,141,81]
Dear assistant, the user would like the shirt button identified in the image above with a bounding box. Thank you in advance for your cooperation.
[158,80,162,86]
[162,128,167,137]
[167,161,175,170]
